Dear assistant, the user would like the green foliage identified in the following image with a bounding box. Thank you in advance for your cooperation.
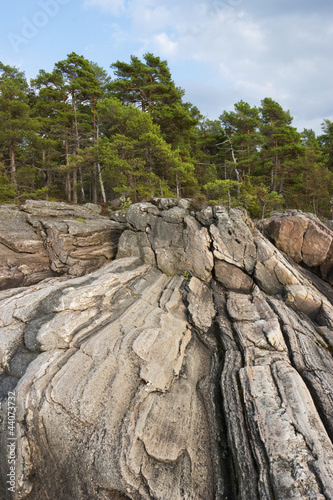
[109,53,197,145]
[253,185,284,219]
[96,97,196,199]
[319,119,333,171]
[204,179,241,208]
[0,164,16,202]
[0,54,332,218]
[119,197,132,210]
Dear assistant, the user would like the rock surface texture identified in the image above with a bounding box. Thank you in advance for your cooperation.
[258,210,333,285]
[0,201,125,290]
[1,199,333,500]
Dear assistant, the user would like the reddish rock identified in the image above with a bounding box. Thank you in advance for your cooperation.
[259,212,333,285]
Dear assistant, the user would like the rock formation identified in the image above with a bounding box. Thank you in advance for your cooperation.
[0,201,125,290]
[258,210,333,285]
[0,200,333,500]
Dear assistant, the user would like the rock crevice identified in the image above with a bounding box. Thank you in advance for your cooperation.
[1,200,333,499]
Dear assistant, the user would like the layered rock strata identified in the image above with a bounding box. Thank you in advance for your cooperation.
[0,201,125,290]
[0,200,333,500]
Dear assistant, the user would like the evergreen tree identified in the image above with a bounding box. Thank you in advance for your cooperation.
[32,53,109,202]
[0,63,35,195]
[96,97,197,200]
[109,53,197,146]
[219,100,262,180]
[259,98,304,194]
[319,119,333,171]
[190,117,224,187]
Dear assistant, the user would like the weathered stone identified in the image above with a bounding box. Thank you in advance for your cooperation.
[260,212,333,285]
[302,220,332,267]
[40,218,125,276]
[215,259,253,292]
[254,234,300,295]
[151,197,191,211]
[21,199,102,218]
[0,202,126,289]
[0,207,55,290]
[195,206,214,226]
[1,202,333,500]
[126,202,160,231]
[0,258,223,500]
[259,214,309,262]
[153,215,214,280]
[161,206,188,223]
[186,276,216,333]
[116,230,156,265]
[110,209,127,223]
[210,207,257,273]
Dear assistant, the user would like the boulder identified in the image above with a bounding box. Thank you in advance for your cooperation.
[259,212,333,284]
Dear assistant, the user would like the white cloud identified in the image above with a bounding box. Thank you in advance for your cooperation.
[81,0,333,133]
[152,33,178,57]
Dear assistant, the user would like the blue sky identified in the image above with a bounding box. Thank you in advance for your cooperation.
[1,0,333,134]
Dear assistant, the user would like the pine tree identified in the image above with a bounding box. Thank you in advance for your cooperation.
[96,97,197,200]
[32,53,109,202]
[219,100,262,180]
[109,53,197,146]
[0,63,34,194]
[259,98,303,194]
[319,119,333,171]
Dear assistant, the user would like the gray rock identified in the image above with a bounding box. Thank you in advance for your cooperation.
[110,209,127,223]
[0,202,126,289]
[40,218,125,276]
[161,207,188,223]
[1,202,333,500]
[215,259,254,292]
[210,206,257,273]
[21,199,102,218]
[0,207,55,290]
[195,206,214,226]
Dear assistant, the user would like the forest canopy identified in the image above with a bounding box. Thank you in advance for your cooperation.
[0,52,333,218]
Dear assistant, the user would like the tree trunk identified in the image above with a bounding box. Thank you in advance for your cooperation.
[225,132,240,197]
[96,125,106,204]
[176,173,180,198]
[65,138,71,202]
[97,162,106,204]
[9,141,16,186]
[42,149,49,200]
[92,164,98,205]
[72,90,83,203]
[278,174,284,195]
[72,169,78,204]
[79,166,85,202]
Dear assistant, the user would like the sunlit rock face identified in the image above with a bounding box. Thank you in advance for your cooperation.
[258,210,333,285]
[1,200,333,500]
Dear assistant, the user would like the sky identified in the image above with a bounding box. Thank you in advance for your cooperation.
[1,0,332,135]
